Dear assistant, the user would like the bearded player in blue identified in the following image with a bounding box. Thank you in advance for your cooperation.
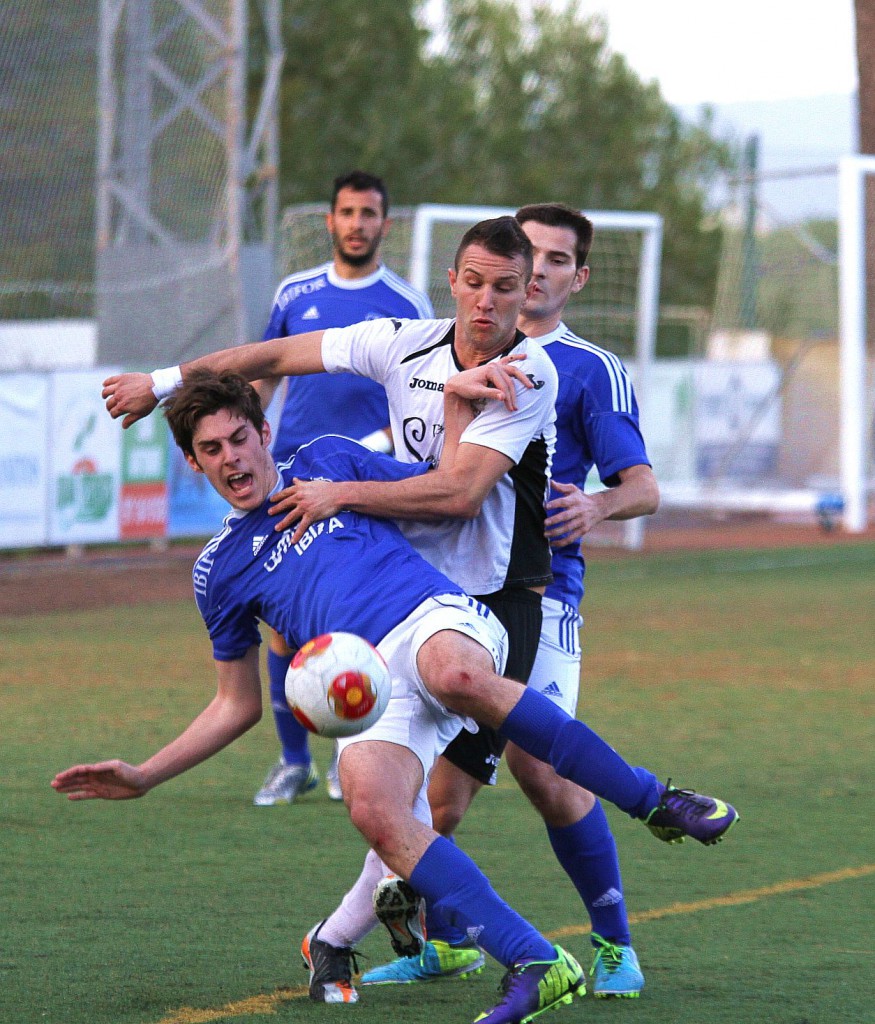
[55,369,737,1024]
[255,170,433,807]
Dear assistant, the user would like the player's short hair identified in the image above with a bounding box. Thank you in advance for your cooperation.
[515,203,594,268]
[331,170,389,216]
[163,370,265,459]
[454,216,534,279]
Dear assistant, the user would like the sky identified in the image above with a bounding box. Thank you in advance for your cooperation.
[422,1,858,219]
[423,1,858,106]
[574,0,857,105]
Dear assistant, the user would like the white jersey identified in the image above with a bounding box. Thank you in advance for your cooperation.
[322,317,558,595]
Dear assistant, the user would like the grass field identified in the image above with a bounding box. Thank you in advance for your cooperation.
[3,543,874,1024]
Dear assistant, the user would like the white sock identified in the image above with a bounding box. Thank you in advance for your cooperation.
[319,848,387,948]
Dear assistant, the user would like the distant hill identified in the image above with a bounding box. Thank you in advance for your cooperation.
[678,93,857,222]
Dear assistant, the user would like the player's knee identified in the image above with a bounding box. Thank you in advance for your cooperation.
[426,660,487,713]
[346,791,398,851]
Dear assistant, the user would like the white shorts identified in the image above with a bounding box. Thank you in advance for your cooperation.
[337,593,509,788]
[526,596,582,716]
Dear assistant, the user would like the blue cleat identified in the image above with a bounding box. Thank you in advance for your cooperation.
[589,933,644,998]
[645,779,739,845]
[473,945,584,1023]
[361,939,485,985]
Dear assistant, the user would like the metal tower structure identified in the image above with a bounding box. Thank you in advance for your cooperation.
[96,0,283,363]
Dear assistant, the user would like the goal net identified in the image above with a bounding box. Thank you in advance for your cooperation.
[660,158,873,534]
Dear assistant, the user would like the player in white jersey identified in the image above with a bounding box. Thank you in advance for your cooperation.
[253,171,433,808]
[359,206,660,996]
[59,370,737,1024]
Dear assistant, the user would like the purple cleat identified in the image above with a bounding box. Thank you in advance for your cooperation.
[645,779,739,845]
[473,945,584,1024]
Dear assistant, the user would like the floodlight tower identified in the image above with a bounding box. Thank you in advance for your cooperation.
[96,0,284,363]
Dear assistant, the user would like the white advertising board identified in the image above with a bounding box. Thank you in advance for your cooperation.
[48,371,122,544]
[0,375,50,547]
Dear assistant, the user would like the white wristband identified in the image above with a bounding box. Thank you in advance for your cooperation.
[151,365,183,401]
[358,428,393,454]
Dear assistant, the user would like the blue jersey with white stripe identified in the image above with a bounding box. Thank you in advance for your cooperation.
[192,435,461,661]
[535,323,651,608]
[262,263,433,459]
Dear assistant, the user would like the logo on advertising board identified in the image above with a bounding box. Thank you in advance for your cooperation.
[56,409,114,529]
[120,415,169,539]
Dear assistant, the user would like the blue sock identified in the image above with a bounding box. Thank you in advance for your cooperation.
[410,836,555,967]
[268,649,311,766]
[422,836,468,946]
[547,803,631,946]
[499,689,661,818]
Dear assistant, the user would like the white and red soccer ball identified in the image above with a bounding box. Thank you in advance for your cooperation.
[285,632,391,738]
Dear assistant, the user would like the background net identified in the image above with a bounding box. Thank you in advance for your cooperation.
[1,1,245,367]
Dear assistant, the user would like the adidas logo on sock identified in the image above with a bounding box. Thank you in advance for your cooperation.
[302,305,320,320]
[592,888,624,908]
[541,681,562,698]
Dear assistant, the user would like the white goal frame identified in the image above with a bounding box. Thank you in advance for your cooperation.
[838,155,875,532]
[409,204,663,549]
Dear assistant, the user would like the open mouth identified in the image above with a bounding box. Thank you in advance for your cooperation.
[227,472,254,496]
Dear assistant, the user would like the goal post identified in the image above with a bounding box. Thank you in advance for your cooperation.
[838,155,875,532]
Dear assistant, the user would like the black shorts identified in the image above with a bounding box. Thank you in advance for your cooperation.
[440,587,543,785]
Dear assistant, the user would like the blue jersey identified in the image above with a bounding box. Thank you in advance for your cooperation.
[192,435,461,661]
[536,323,651,609]
[262,262,433,459]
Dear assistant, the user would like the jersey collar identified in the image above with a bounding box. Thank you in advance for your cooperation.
[450,326,528,370]
[527,321,568,348]
[326,264,386,290]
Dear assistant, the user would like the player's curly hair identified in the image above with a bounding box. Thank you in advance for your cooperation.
[163,370,265,459]
[453,216,534,279]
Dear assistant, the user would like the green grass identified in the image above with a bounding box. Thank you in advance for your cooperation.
[3,543,874,1024]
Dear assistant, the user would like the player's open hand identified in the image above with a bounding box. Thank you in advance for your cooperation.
[545,480,603,547]
[445,355,531,411]
[269,477,343,541]
[102,373,159,428]
[51,760,149,801]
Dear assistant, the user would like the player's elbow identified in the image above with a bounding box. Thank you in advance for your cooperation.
[643,478,660,516]
[438,476,486,519]
[444,492,483,519]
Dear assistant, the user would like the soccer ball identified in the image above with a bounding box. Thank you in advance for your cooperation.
[285,632,391,738]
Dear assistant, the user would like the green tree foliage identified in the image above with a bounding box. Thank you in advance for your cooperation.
[271,0,733,309]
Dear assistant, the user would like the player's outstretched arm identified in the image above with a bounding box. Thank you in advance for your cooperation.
[103,332,327,427]
[52,648,263,801]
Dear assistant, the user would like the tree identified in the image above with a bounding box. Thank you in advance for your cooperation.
[267,0,735,310]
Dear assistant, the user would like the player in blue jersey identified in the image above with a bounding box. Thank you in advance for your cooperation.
[56,370,736,1024]
[254,170,434,808]
[512,204,657,997]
